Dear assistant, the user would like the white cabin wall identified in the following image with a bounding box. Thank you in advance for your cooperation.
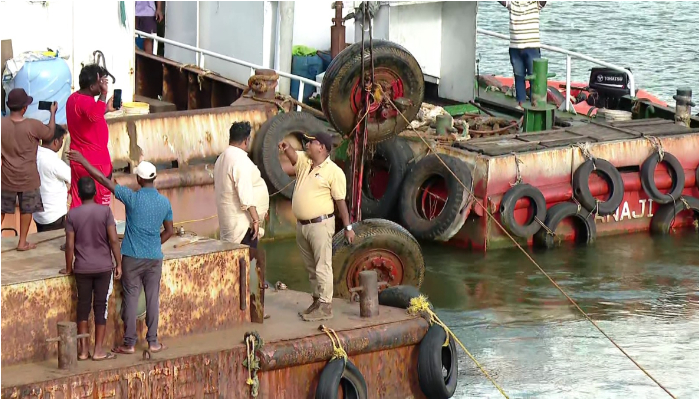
[164,1,198,65]
[0,1,135,102]
[388,3,442,78]
[439,1,477,102]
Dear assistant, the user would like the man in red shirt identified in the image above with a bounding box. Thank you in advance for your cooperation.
[66,64,116,208]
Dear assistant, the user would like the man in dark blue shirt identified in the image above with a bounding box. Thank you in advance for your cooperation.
[67,150,174,355]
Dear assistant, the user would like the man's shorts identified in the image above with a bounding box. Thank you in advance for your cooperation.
[136,16,157,34]
[241,228,258,249]
[1,188,44,215]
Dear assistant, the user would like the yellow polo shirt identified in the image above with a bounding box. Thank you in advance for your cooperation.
[291,151,346,221]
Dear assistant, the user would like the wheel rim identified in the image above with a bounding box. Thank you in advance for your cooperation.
[346,249,405,291]
[362,155,390,201]
[349,67,405,125]
[417,176,448,220]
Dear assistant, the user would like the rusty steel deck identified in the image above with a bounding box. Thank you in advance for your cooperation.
[1,232,428,399]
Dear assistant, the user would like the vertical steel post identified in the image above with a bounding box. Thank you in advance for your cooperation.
[359,270,379,318]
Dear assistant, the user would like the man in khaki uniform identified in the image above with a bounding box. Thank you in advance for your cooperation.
[279,131,354,322]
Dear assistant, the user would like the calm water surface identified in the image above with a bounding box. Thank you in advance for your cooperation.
[261,232,699,398]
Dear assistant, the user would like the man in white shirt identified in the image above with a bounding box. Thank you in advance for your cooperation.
[214,121,270,248]
[34,125,71,232]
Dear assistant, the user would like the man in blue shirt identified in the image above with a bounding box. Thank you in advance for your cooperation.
[67,150,174,355]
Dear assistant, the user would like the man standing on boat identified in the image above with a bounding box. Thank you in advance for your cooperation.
[1,89,57,251]
[135,1,164,54]
[214,121,269,249]
[499,1,547,108]
[33,125,71,233]
[279,132,354,322]
[66,64,116,209]
[67,150,174,355]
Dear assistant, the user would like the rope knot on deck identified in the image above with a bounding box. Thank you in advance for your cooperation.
[243,331,264,398]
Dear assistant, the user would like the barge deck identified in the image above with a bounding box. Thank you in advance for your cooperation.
[1,232,428,399]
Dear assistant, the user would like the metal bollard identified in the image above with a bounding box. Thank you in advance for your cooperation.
[45,321,90,370]
[673,88,695,127]
[349,270,381,318]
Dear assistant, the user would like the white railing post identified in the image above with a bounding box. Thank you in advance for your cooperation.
[565,55,571,112]
[297,82,304,111]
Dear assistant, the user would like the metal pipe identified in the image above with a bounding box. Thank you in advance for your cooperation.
[195,1,202,67]
[477,28,636,97]
[297,81,304,111]
[135,30,321,88]
[565,55,571,112]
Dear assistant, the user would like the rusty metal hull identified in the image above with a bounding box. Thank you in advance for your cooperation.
[1,332,425,399]
[1,233,249,366]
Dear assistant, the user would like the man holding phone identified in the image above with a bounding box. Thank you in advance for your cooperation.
[1,88,57,251]
[66,64,117,209]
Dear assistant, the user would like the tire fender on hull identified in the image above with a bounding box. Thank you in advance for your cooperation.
[398,154,473,242]
[572,158,625,216]
[650,196,699,235]
[533,202,597,250]
[640,152,685,204]
[418,325,459,399]
[315,358,368,399]
[499,183,547,238]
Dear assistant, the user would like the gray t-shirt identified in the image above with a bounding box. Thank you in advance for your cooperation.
[65,203,116,273]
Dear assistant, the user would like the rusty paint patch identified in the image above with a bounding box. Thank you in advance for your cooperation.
[2,249,249,366]
[2,333,425,399]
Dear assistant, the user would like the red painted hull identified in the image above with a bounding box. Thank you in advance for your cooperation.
[438,132,699,251]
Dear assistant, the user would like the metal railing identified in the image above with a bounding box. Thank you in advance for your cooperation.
[477,28,636,112]
[135,30,321,111]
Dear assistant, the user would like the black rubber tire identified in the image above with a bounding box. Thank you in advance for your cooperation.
[650,196,699,235]
[332,219,425,300]
[252,111,329,199]
[533,202,597,250]
[398,154,472,241]
[572,158,625,216]
[418,325,459,399]
[378,285,431,310]
[640,152,685,205]
[499,183,547,238]
[321,40,424,144]
[346,136,415,219]
[315,358,368,399]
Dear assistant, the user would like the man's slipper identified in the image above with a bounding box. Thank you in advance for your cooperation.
[111,346,135,354]
[92,352,117,361]
[149,343,168,353]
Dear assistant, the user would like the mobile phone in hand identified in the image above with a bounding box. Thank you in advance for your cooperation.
[113,89,122,110]
[38,101,52,111]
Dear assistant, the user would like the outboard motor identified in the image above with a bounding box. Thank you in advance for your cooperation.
[586,67,631,109]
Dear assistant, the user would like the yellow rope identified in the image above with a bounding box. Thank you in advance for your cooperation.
[173,215,218,227]
[320,325,348,361]
[408,296,510,399]
[387,98,677,399]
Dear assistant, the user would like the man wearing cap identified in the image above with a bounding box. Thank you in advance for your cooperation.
[1,88,57,251]
[279,131,354,322]
[67,150,174,355]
